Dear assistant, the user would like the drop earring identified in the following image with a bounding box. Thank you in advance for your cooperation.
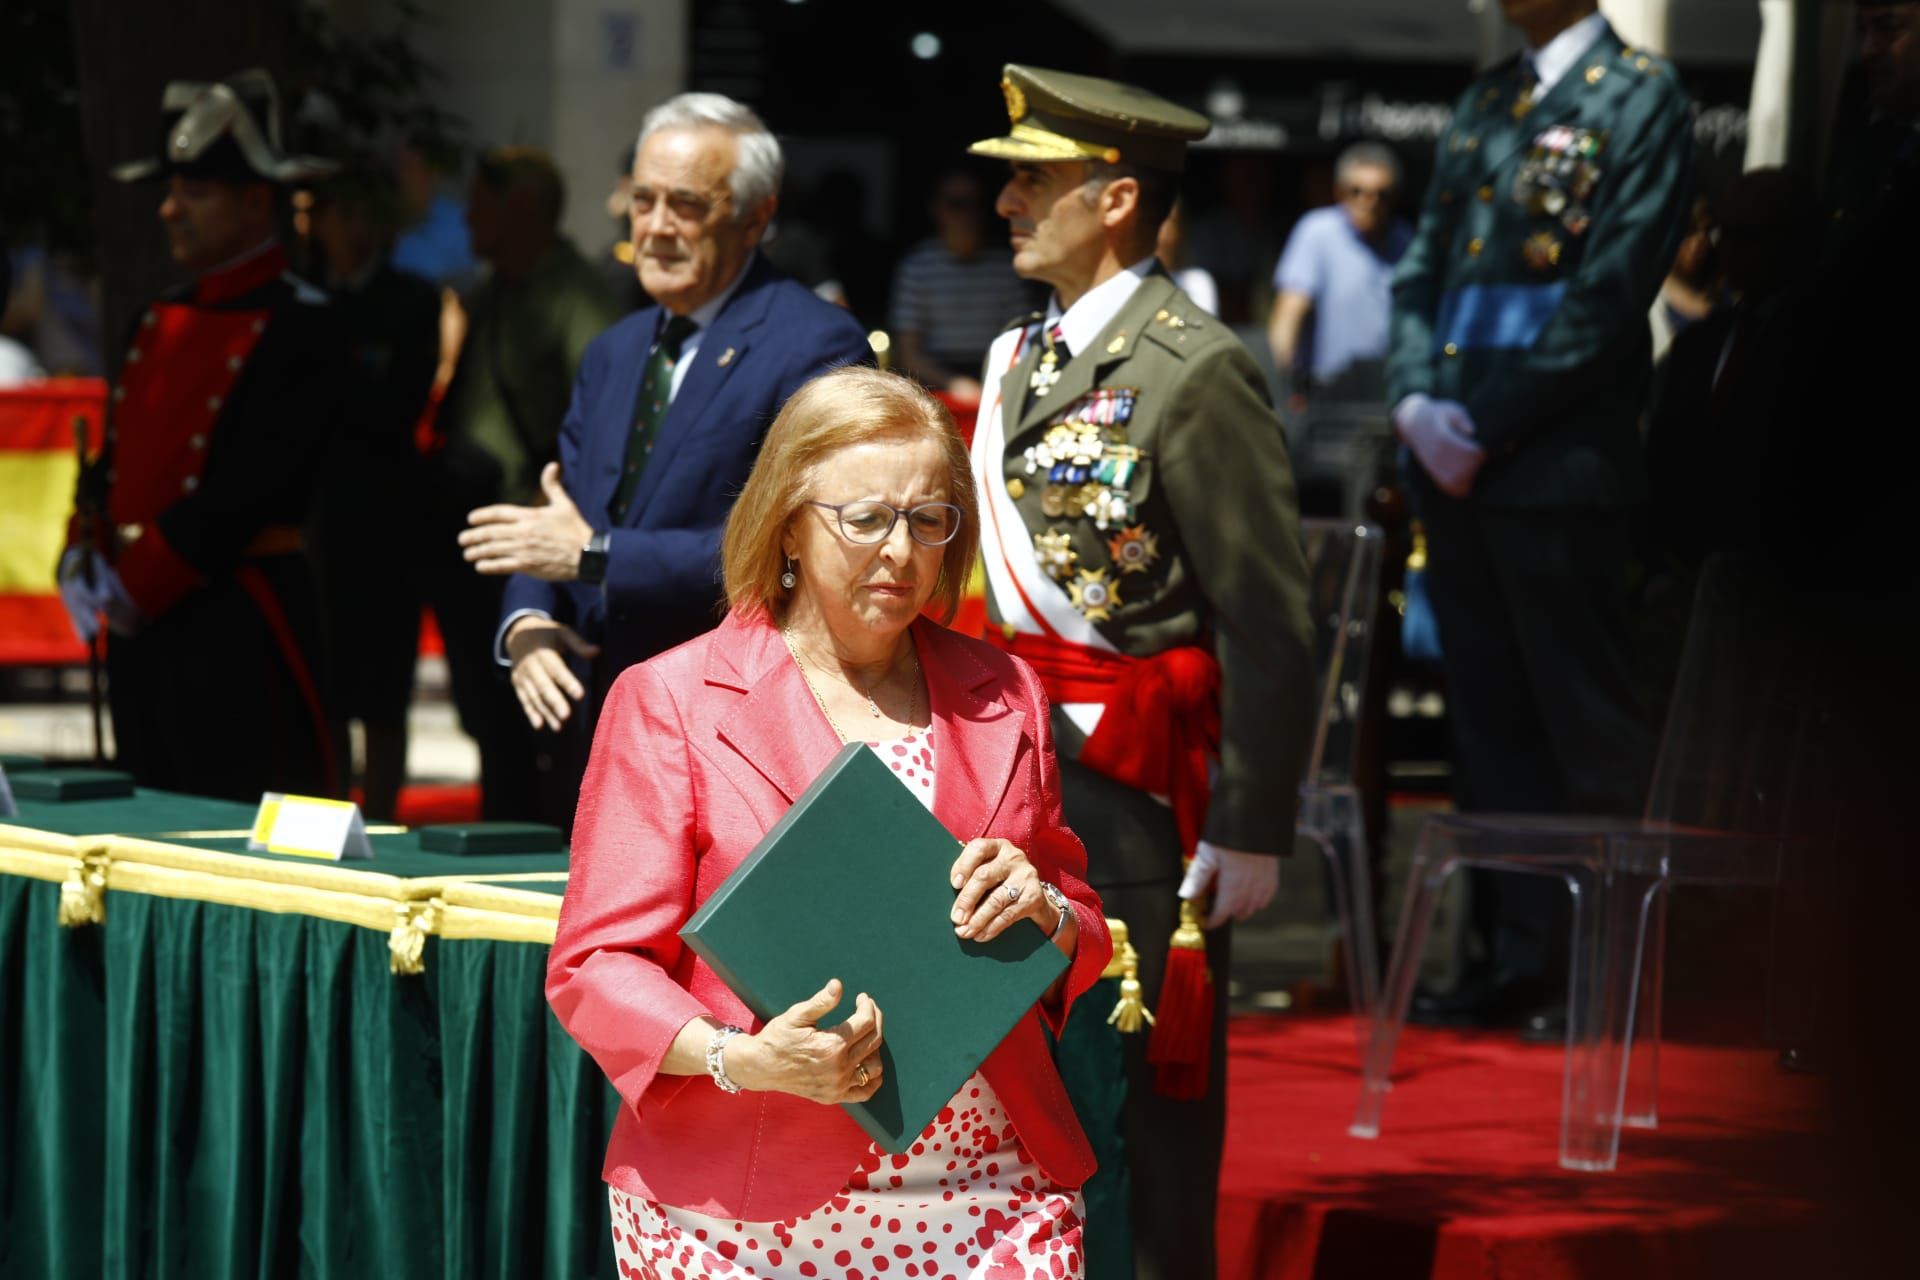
[780,557,797,590]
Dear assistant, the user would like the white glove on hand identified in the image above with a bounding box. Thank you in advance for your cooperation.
[93,559,143,637]
[1393,393,1486,498]
[57,547,101,644]
[1178,840,1281,929]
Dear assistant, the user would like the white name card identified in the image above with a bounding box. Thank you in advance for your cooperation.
[249,792,372,861]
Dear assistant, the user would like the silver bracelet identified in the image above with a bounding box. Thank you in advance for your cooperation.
[1042,881,1072,940]
[706,1024,746,1093]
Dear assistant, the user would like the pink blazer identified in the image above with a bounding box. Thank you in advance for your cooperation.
[547,610,1112,1223]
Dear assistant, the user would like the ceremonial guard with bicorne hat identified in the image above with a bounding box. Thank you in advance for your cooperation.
[60,69,351,802]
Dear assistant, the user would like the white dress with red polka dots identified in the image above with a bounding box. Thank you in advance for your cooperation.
[608,727,1087,1280]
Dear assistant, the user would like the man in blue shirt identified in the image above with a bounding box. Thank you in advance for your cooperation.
[1267,142,1412,390]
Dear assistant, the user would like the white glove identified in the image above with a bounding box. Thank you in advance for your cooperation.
[57,547,101,644]
[93,560,143,636]
[1178,840,1280,929]
[1393,393,1486,498]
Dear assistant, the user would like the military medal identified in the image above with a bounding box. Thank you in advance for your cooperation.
[1035,528,1077,581]
[1029,322,1066,398]
[1108,525,1160,573]
[1522,231,1563,271]
[1067,568,1120,622]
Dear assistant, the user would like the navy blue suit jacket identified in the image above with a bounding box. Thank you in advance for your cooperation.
[500,255,870,697]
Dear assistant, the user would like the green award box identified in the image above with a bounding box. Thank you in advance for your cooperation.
[8,768,136,801]
[417,822,566,855]
[679,741,1068,1152]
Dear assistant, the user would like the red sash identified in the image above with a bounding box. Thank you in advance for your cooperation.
[990,630,1219,858]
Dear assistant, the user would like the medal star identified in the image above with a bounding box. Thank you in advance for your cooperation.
[1067,568,1120,623]
[1034,528,1078,582]
[1107,525,1160,572]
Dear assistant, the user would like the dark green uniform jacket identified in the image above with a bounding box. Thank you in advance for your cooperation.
[1389,23,1693,508]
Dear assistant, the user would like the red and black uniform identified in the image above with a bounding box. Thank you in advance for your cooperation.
[90,241,348,800]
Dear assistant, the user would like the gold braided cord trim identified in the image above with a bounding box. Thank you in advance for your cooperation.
[104,858,403,933]
[1008,122,1119,161]
[0,845,88,885]
[0,823,95,861]
[436,903,557,947]
[435,879,564,920]
[389,899,440,974]
[106,834,413,901]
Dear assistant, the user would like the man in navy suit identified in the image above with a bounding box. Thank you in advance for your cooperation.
[460,93,870,792]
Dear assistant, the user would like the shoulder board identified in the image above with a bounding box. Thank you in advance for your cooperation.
[999,309,1045,335]
[1616,43,1674,79]
[281,273,330,307]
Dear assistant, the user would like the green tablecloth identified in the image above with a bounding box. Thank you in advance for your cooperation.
[0,788,617,1280]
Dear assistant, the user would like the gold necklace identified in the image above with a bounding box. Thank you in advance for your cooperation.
[782,626,920,739]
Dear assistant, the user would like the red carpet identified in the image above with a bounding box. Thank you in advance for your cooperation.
[1218,1016,1844,1280]
[391,782,483,826]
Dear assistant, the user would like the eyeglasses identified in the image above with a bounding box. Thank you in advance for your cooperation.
[629,185,731,226]
[808,500,964,546]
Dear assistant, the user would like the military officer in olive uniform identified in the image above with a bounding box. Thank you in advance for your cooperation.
[968,65,1316,1280]
[1388,1,1692,1019]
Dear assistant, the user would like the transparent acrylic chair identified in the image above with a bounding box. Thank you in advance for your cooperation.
[1296,519,1386,1050]
[1348,554,1829,1170]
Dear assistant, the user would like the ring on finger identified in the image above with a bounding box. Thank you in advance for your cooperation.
[856,1063,870,1087]
[1003,883,1021,905]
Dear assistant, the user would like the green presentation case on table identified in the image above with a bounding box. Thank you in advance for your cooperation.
[679,741,1067,1152]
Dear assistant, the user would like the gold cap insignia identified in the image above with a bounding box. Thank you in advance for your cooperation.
[1002,77,1028,123]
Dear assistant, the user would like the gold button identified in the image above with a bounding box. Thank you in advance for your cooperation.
[1443,343,1460,357]
[228,356,243,372]
[1155,309,1169,321]
[1636,56,1651,71]
[207,395,222,410]
[1007,477,1026,499]
[1467,238,1484,256]
[127,348,142,363]
[182,475,199,493]
[1586,65,1606,85]
[189,433,206,450]
[1478,186,1493,202]
[112,386,126,402]
[142,312,157,327]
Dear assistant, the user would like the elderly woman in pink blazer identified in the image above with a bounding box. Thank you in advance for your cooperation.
[547,366,1111,1280]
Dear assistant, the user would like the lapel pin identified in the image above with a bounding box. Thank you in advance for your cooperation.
[717,347,736,367]
[1106,333,1126,354]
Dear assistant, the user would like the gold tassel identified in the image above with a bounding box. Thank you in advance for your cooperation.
[1103,918,1155,1034]
[388,899,440,975]
[57,852,107,927]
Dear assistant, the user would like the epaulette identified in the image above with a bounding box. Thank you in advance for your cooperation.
[1000,308,1045,335]
[1617,43,1672,78]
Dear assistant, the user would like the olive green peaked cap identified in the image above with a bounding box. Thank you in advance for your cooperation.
[968,64,1210,173]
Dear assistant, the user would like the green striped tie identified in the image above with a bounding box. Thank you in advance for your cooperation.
[611,313,698,521]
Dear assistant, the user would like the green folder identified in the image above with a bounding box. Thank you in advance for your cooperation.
[680,742,1068,1152]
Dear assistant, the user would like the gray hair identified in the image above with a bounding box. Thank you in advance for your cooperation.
[1335,141,1402,191]
[636,92,783,220]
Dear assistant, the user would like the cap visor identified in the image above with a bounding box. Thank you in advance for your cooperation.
[967,135,1096,163]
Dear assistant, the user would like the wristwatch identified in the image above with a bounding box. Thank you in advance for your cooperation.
[1040,881,1072,940]
[577,531,610,585]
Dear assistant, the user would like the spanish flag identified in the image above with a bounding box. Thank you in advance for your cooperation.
[0,379,105,664]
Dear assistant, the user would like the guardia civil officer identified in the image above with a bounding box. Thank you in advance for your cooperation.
[1388,1,1693,1025]
[60,71,348,801]
[967,65,1316,1280]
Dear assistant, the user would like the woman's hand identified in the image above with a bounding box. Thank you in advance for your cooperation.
[727,979,885,1104]
[949,838,1060,943]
